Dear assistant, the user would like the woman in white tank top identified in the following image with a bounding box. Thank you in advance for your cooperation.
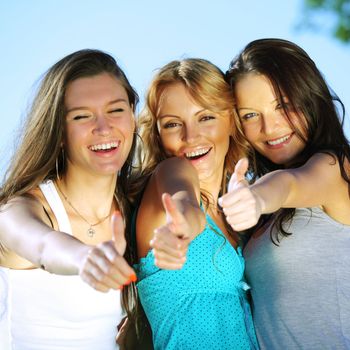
[0,49,138,350]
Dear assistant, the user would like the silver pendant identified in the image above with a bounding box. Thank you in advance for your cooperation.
[87,227,95,237]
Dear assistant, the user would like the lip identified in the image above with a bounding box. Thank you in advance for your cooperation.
[182,146,211,158]
[265,133,293,149]
[181,146,212,164]
[88,140,120,156]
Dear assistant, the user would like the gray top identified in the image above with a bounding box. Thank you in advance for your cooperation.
[244,207,350,350]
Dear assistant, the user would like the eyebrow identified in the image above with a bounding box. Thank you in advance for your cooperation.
[66,98,128,113]
[158,108,207,119]
[236,107,253,111]
[237,97,289,112]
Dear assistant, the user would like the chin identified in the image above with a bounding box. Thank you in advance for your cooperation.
[94,164,124,176]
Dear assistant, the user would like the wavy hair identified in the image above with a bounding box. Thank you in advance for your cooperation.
[123,58,249,345]
[226,38,350,242]
[135,58,248,196]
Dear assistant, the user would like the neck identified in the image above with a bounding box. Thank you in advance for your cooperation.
[57,168,117,218]
[199,176,223,208]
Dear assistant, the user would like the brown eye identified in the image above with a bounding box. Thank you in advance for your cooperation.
[109,108,124,113]
[73,115,89,120]
[241,112,258,121]
[200,115,215,121]
[164,122,181,129]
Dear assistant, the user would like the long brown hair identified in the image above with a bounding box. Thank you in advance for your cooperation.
[226,38,350,242]
[0,49,139,264]
[1,49,138,215]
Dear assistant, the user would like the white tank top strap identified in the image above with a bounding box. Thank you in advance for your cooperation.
[39,180,72,235]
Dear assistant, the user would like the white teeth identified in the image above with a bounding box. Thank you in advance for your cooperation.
[267,135,291,146]
[90,141,119,151]
[185,148,210,158]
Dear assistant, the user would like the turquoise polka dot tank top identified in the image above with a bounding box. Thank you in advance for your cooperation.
[135,212,258,349]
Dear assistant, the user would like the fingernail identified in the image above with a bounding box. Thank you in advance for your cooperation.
[218,197,223,206]
[129,274,137,282]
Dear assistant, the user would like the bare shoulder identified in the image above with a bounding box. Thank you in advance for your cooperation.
[0,188,55,269]
[304,152,339,168]
[308,153,350,224]
[296,152,343,181]
[1,188,50,223]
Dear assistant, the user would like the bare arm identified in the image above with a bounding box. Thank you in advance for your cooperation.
[136,157,205,268]
[0,197,135,291]
[0,196,88,273]
[220,153,350,231]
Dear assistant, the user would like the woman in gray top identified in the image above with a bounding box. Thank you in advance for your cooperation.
[221,38,350,349]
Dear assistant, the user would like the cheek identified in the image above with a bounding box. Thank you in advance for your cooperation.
[65,128,80,151]
[115,116,135,135]
[159,133,176,154]
[290,114,308,139]
[64,136,79,161]
[242,124,259,144]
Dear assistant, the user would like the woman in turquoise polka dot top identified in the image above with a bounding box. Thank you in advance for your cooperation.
[126,58,258,350]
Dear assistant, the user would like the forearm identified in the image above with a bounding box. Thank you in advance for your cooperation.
[251,170,296,214]
[154,158,204,238]
[154,157,200,205]
[38,230,91,274]
[0,199,91,274]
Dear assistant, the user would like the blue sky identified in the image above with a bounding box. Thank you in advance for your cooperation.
[0,0,349,178]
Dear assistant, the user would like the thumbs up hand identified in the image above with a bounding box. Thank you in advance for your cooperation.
[79,211,137,292]
[219,158,264,231]
[150,193,204,270]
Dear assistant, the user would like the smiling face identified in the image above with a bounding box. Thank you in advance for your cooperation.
[234,73,306,166]
[64,73,135,177]
[157,83,232,186]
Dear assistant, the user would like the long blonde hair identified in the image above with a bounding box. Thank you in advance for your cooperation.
[136,58,248,193]
[123,59,249,344]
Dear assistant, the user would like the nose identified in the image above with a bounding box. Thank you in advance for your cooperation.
[92,114,112,136]
[261,111,281,135]
[182,121,200,143]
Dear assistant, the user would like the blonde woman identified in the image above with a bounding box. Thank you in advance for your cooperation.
[125,59,258,349]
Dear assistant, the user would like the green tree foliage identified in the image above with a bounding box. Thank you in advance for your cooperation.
[302,0,350,43]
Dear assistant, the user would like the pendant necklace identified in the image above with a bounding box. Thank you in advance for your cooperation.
[56,183,111,237]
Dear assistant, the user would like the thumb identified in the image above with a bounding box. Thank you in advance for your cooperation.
[161,192,184,226]
[228,158,249,192]
[112,211,127,256]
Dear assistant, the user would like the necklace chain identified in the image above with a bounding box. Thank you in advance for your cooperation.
[56,182,111,237]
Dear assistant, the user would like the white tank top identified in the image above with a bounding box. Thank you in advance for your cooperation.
[0,180,122,350]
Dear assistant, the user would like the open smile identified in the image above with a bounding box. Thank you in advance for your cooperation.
[184,147,211,160]
[89,141,120,152]
[265,134,292,148]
